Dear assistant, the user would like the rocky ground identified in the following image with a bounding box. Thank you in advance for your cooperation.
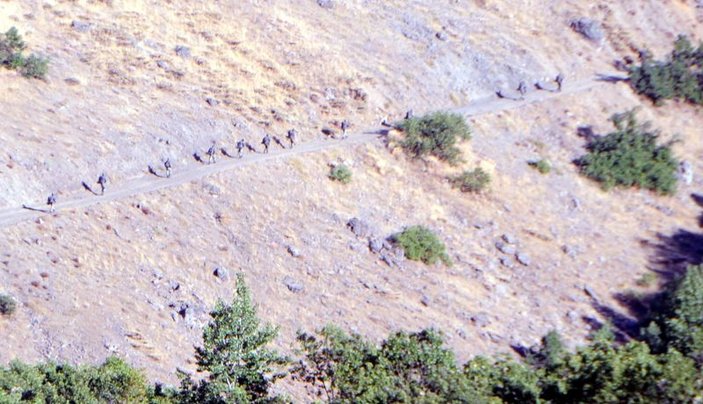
[1,0,703,399]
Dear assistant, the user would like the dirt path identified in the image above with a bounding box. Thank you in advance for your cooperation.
[0,79,604,228]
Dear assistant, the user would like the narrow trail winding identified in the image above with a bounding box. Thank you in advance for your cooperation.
[0,79,603,228]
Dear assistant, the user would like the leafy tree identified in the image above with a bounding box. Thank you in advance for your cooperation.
[0,357,159,403]
[544,339,700,403]
[629,35,703,106]
[392,225,451,266]
[180,273,287,403]
[575,110,678,194]
[643,265,703,364]
[463,356,541,403]
[294,326,483,403]
[396,111,471,165]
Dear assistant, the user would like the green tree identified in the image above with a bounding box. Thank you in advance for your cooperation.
[294,326,483,403]
[575,110,678,194]
[0,357,158,403]
[396,111,471,165]
[181,273,287,403]
[629,35,703,106]
[644,265,703,364]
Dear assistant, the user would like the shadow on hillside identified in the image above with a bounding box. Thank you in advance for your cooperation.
[588,193,703,339]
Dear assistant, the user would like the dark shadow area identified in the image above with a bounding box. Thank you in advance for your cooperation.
[650,229,703,276]
[534,82,559,92]
[592,194,703,339]
[193,152,204,163]
[273,136,287,149]
[691,193,703,227]
[510,343,531,358]
[363,129,390,136]
[595,73,630,83]
[21,204,49,213]
[221,147,236,158]
[590,301,639,340]
[81,181,99,195]
[576,125,599,141]
[321,127,337,138]
[147,165,164,178]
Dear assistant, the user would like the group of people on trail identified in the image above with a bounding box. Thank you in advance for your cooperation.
[498,73,564,100]
[36,125,317,213]
[28,75,571,215]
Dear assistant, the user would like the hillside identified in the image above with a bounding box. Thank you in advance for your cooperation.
[1,0,703,395]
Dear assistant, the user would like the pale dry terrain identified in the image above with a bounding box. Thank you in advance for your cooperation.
[1,0,703,396]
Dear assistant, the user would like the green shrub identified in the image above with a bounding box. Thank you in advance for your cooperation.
[0,27,25,65]
[0,27,48,79]
[0,294,16,316]
[575,110,678,194]
[21,54,49,79]
[629,35,703,106]
[397,111,471,165]
[392,225,451,266]
[449,167,491,193]
[528,159,551,174]
[329,164,352,184]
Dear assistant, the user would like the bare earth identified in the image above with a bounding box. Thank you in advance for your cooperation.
[1,0,703,399]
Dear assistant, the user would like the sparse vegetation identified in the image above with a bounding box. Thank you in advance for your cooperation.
[0,27,48,79]
[575,110,678,195]
[528,159,551,174]
[629,35,703,106]
[449,167,491,193]
[636,272,658,287]
[397,111,471,165]
[0,294,16,316]
[392,225,451,266]
[328,164,352,184]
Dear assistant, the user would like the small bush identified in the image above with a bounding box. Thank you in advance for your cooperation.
[329,164,352,184]
[0,27,25,65]
[0,294,16,316]
[636,272,658,287]
[528,159,551,174]
[0,27,48,79]
[449,168,490,193]
[629,35,703,106]
[575,110,678,195]
[397,111,471,165]
[392,225,451,266]
[21,54,49,79]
